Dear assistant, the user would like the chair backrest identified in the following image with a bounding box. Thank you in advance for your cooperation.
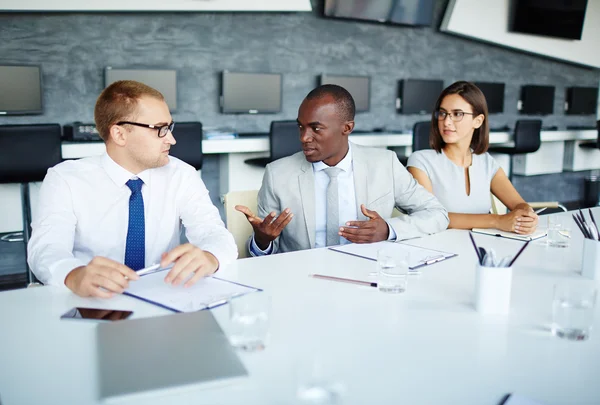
[270,120,302,161]
[513,119,542,154]
[412,121,432,152]
[596,120,600,148]
[0,124,63,183]
[223,190,259,259]
[169,122,203,170]
[490,193,508,215]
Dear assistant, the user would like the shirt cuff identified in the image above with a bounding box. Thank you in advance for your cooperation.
[48,258,87,289]
[250,235,273,256]
[386,220,397,241]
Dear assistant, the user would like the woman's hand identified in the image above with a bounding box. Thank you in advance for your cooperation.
[496,206,538,234]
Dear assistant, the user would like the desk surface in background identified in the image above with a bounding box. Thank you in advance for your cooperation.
[0,209,599,405]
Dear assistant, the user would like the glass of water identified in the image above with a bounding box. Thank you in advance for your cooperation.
[228,293,270,352]
[377,246,409,294]
[551,284,597,341]
[547,216,571,248]
[295,353,344,405]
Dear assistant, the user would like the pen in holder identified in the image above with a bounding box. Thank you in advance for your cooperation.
[474,263,513,315]
[582,238,600,281]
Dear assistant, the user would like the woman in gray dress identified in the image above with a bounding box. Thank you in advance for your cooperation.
[407,81,538,235]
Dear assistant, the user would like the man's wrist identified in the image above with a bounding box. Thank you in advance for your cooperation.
[64,266,83,289]
[254,234,273,251]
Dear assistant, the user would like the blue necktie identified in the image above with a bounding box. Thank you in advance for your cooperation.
[124,178,145,270]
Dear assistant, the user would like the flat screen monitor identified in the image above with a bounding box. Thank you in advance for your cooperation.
[320,74,370,112]
[105,68,177,111]
[397,79,443,115]
[566,87,598,115]
[510,0,588,40]
[474,82,505,114]
[221,72,282,114]
[519,85,555,115]
[0,65,42,115]
[324,0,435,26]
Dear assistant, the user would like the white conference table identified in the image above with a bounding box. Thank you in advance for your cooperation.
[0,209,599,405]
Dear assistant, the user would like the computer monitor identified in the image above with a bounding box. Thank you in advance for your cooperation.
[474,82,505,114]
[519,85,555,115]
[104,68,177,111]
[0,65,43,115]
[566,87,598,115]
[397,79,443,114]
[221,71,282,114]
[320,74,370,112]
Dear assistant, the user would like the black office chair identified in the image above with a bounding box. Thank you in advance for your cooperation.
[245,120,302,167]
[397,121,431,166]
[578,120,600,150]
[169,122,203,170]
[0,124,63,285]
[488,119,542,181]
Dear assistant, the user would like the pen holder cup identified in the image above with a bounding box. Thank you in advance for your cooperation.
[582,239,600,281]
[474,264,513,315]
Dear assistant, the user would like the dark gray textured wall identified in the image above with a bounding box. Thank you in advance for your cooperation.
[0,0,598,131]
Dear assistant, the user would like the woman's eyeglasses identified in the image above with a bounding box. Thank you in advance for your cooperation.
[434,110,475,122]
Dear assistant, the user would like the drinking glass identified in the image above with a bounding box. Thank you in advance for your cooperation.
[547,216,571,248]
[551,284,597,341]
[377,247,409,294]
[228,293,270,351]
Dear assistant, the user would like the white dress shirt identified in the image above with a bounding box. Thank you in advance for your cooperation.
[28,153,237,287]
[250,144,395,255]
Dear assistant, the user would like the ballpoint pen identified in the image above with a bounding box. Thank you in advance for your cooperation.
[311,274,377,287]
[136,263,163,277]
[534,207,547,215]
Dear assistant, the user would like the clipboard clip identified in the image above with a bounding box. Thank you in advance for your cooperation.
[418,255,445,265]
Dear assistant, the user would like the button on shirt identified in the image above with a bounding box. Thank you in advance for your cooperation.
[28,153,237,287]
[250,144,396,255]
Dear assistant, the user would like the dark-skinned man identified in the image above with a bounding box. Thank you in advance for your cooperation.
[235,84,449,256]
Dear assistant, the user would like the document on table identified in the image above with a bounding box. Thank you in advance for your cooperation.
[471,228,547,241]
[124,270,260,313]
[329,240,457,270]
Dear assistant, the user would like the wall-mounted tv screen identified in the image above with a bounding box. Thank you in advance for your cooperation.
[566,86,598,115]
[474,82,505,114]
[0,65,42,115]
[510,0,588,40]
[105,67,177,111]
[221,71,282,114]
[324,0,435,26]
[519,85,555,115]
[320,74,370,112]
[397,79,443,114]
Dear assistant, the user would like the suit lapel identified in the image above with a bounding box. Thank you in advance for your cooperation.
[298,159,316,249]
[352,144,368,220]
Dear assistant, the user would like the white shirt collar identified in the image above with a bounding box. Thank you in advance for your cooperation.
[101,153,150,187]
[313,142,353,173]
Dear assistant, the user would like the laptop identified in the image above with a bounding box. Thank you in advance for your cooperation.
[97,311,247,401]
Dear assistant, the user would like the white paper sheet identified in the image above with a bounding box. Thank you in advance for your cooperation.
[329,241,456,270]
[125,271,259,312]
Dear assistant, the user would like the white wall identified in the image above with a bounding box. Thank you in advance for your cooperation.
[441,0,600,69]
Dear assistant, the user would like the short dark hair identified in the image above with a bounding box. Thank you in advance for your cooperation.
[430,81,490,155]
[305,84,355,122]
[94,80,165,142]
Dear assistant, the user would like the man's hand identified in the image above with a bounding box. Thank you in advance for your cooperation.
[64,257,139,298]
[496,205,538,234]
[235,205,293,250]
[339,204,390,243]
[161,243,220,288]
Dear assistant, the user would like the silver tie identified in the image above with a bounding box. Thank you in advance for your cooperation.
[324,167,343,246]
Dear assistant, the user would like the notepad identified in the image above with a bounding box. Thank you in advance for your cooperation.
[124,271,260,312]
[471,228,547,241]
[329,241,457,270]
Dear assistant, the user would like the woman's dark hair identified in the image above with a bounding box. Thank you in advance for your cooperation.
[430,81,489,154]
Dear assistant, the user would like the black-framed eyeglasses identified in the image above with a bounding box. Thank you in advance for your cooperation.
[434,110,475,122]
[116,121,175,138]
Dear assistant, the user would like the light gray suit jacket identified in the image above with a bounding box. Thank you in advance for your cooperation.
[251,142,449,255]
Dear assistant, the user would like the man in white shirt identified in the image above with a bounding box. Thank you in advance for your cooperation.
[28,80,237,298]
[235,85,448,256]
